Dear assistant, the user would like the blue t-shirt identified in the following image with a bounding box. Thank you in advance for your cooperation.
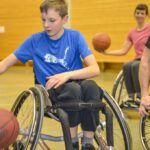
[14,28,92,86]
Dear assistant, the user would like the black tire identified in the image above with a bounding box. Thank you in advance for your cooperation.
[140,115,150,150]
[10,87,44,150]
[94,89,132,150]
[112,70,128,106]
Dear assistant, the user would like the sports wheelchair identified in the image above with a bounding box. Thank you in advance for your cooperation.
[140,113,150,150]
[112,70,150,150]
[9,85,132,150]
[112,70,139,110]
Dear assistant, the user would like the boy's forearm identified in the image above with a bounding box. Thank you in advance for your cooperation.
[0,62,7,75]
[104,49,125,56]
[68,65,100,80]
[0,54,18,75]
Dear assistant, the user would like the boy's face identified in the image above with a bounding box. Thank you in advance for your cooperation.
[134,9,147,24]
[41,8,68,39]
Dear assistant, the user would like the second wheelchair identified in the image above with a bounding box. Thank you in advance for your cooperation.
[112,70,140,110]
[112,69,150,150]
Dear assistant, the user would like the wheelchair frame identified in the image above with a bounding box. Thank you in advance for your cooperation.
[112,70,140,110]
[112,69,150,150]
[140,115,150,150]
[112,70,127,105]
[10,85,132,150]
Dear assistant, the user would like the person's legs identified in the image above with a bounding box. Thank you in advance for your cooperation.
[123,61,135,100]
[131,60,141,99]
[79,80,101,149]
[48,80,101,150]
[48,81,82,149]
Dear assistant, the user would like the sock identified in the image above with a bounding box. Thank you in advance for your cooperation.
[72,136,78,143]
[128,93,134,100]
[136,93,141,99]
[82,136,93,146]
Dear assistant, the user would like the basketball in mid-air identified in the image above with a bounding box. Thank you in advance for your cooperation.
[0,108,19,149]
[92,32,111,52]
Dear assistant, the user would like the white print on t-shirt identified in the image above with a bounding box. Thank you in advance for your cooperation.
[44,47,70,70]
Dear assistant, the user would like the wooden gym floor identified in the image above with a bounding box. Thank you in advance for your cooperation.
[0,66,143,150]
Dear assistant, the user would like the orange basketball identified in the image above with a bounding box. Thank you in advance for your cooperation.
[92,32,111,52]
[0,108,19,149]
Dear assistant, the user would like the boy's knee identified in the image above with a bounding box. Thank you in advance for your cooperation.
[81,80,98,89]
[66,82,81,93]
[81,80,100,101]
[81,80,100,94]
[53,82,82,101]
[62,82,82,100]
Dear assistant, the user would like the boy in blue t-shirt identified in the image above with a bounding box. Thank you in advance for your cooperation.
[0,0,101,149]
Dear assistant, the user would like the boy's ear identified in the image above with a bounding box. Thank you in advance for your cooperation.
[63,15,69,23]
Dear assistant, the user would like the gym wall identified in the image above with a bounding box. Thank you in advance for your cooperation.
[0,0,150,68]
[0,0,42,59]
[71,0,150,69]
[0,0,71,60]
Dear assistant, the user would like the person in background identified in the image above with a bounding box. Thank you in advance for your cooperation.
[139,37,150,117]
[100,3,150,108]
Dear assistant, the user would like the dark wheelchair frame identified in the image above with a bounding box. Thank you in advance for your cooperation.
[140,115,150,150]
[9,84,132,150]
[112,70,129,108]
[112,69,150,150]
[112,70,140,110]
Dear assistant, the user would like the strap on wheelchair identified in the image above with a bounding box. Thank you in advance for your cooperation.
[50,101,106,111]
[53,102,114,149]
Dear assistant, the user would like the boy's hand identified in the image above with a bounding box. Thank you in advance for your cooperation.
[45,72,70,90]
[98,50,106,54]
[139,96,150,117]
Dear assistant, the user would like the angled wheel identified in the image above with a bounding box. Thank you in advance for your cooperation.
[112,70,129,107]
[140,115,150,150]
[29,86,66,150]
[94,89,132,150]
[10,87,44,150]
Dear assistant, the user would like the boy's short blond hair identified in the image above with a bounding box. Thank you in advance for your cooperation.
[40,0,68,18]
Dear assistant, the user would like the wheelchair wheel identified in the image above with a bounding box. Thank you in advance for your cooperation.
[30,86,67,150]
[94,89,132,150]
[112,70,128,106]
[10,87,44,150]
[24,86,131,150]
[140,115,150,150]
